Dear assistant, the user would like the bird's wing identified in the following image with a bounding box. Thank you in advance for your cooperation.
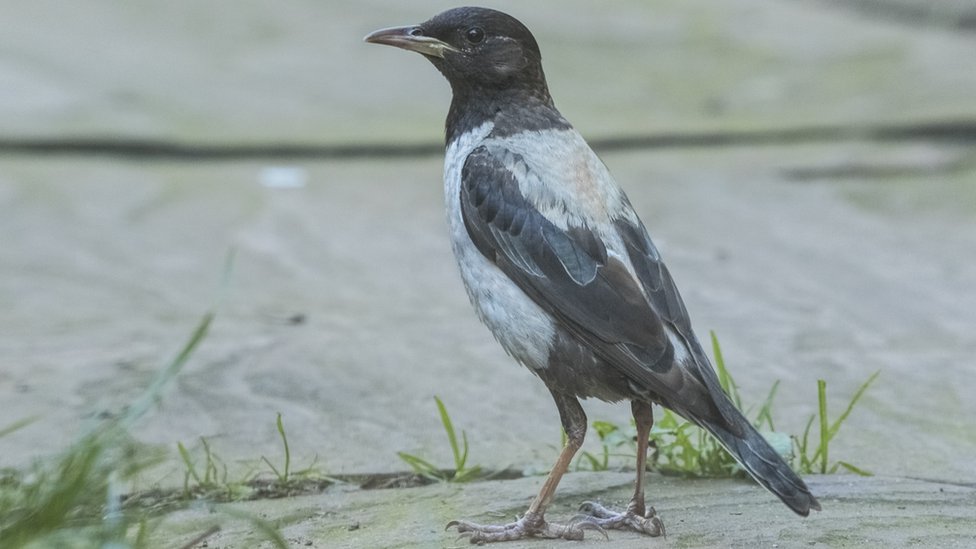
[613,200,746,432]
[460,143,738,425]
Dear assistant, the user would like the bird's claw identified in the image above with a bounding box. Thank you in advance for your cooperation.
[578,500,666,537]
[446,513,601,544]
[569,515,610,540]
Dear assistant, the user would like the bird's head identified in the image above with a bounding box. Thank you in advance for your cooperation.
[365,7,549,100]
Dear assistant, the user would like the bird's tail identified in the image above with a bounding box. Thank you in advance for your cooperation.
[699,413,821,516]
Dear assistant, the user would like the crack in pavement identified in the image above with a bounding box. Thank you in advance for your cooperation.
[2,119,975,162]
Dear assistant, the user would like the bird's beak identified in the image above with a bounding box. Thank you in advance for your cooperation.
[363,25,458,58]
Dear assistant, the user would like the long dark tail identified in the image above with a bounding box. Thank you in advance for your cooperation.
[700,414,821,516]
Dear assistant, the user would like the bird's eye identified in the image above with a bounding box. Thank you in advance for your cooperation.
[465,26,485,44]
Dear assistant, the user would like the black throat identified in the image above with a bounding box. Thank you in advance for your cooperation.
[444,78,571,145]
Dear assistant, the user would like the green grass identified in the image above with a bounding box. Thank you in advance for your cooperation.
[571,420,637,472]
[579,332,877,478]
[262,413,292,484]
[647,332,790,477]
[0,268,878,547]
[0,417,38,439]
[177,437,242,501]
[173,412,328,504]
[0,309,214,548]
[795,371,880,475]
[397,396,484,482]
[402,334,877,481]
[0,253,289,549]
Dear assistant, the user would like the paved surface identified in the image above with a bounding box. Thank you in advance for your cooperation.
[153,473,976,548]
[2,0,975,546]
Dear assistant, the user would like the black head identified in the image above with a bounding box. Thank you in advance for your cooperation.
[365,7,550,102]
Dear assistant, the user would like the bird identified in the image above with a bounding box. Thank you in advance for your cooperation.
[365,6,820,543]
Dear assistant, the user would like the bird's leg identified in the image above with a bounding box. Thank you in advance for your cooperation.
[578,400,665,537]
[629,400,656,517]
[448,391,603,543]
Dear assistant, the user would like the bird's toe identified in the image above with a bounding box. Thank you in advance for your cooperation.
[578,501,666,538]
[578,500,616,519]
[446,513,602,544]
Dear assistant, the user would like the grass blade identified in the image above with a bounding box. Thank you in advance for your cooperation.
[755,380,780,431]
[275,412,290,482]
[396,397,482,483]
[797,414,816,472]
[122,249,233,429]
[397,452,445,481]
[178,442,202,486]
[827,370,880,440]
[803,371,878,473]
[459,429,470,472]
[201,438,215,485]
[261,457,282,481]
[711,331,741,408]
[451,465,483,483]
[0,254,258,549]
[834,460,873,476]
[122,311,213,431]
[817,379,829,474]
[434,397,462,471]
[0,416,38,438]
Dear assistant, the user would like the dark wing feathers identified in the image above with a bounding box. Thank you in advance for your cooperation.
[460,145,718,417]
[541,224,599,285]
[615,218,690,329]
[460,144,819,514]
[615,214,745,431]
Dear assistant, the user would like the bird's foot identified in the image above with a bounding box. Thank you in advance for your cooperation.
[578,500,665,537]
[447,511,605,544]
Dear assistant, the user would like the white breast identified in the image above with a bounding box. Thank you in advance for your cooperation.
[443,122,556,371]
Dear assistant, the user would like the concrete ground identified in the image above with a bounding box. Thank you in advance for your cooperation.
[155,473,976,548]
[2,0,975,547]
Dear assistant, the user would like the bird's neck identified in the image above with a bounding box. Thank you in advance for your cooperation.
[445,85,569,145]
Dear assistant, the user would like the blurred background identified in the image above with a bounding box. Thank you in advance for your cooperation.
[2,0,975,503]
